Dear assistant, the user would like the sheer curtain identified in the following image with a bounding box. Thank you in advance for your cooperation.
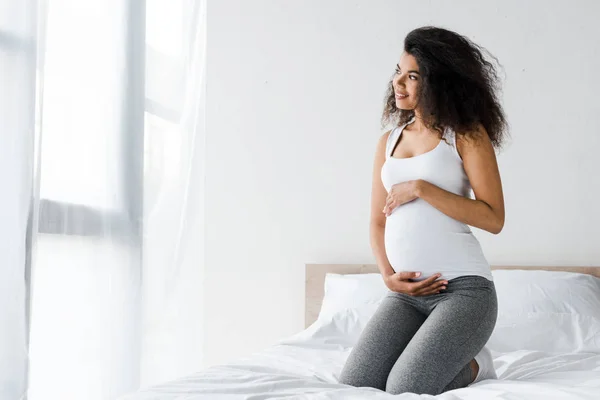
[0,0,39,398]
[2,0,205,399]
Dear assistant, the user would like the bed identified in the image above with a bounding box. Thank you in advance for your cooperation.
[120,264,600,399]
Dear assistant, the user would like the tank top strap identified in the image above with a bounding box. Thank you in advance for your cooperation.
[442,125,454,143]
[385,127,401,160]
[385,117,415,159]
[442,125,463,162]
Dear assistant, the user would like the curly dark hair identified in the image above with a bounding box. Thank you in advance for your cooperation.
[382,26,508,149]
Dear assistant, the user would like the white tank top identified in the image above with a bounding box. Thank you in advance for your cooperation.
[381,117,493,282]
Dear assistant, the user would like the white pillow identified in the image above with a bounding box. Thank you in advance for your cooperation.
[488,269,600,354]
[285,273,388,348]
[317,273,388,321]
[492,269,600,318]
[300,270,600,355]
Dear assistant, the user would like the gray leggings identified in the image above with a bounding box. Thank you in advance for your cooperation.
[339,275,498,395]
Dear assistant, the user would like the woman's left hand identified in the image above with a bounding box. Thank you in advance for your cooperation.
[383,180,421,216]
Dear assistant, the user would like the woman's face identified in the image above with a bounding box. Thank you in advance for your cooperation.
[392,52,420,110]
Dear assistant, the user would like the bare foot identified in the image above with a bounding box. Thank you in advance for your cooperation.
[469,359,479,383]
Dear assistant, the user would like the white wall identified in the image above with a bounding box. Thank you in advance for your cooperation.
[204,0,600,368]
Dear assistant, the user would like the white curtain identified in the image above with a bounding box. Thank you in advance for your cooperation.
[1,0,206,399]
[0,0,39,398]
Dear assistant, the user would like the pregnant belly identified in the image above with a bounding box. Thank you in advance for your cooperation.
[384,199,486,278]
[385,198,470,234]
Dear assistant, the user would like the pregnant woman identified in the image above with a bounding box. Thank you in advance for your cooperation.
[339,26,507,395]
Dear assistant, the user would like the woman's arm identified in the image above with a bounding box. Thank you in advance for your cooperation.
[415,124,505,234]
[370,131,395,278]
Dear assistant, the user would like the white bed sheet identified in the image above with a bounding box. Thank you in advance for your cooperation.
[120,319,600,400]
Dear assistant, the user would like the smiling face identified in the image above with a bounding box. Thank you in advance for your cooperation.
[392,52,421,110]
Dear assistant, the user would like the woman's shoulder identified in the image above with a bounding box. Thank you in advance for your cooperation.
[382,128,395,142]
[453,123,488,145]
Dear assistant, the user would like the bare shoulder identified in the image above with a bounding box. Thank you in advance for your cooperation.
[455,123,494,158]
[371,129,392,157]
[377,129,393,149]
[380,129,393,143]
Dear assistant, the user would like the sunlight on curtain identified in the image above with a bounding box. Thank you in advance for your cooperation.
[27,0,205,398]
[0,0,39,398]
[141,0,206,388]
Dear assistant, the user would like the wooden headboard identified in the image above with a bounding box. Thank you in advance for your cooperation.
[304,264,600,328]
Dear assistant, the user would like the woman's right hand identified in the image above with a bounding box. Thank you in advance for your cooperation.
[384,271,448,296]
